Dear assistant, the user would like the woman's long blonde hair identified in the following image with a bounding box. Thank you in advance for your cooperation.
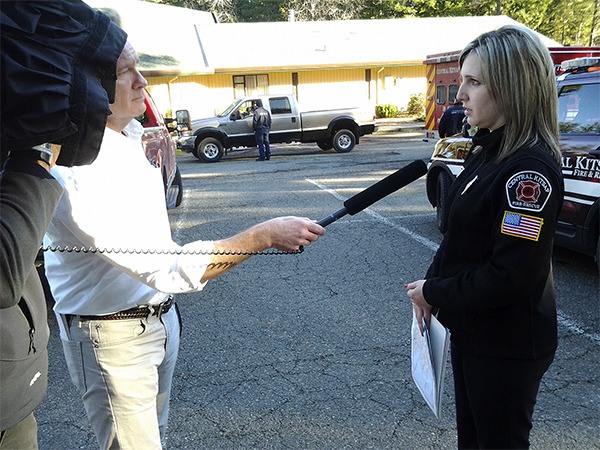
[459,25,561,164]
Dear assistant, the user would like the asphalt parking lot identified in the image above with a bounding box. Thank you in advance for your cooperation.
[37,128,599,449]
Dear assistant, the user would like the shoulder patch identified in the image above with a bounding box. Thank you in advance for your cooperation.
[505,171,552,212]
[500,211,543,241]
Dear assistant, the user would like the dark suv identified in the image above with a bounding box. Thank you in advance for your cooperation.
[426,57,600,270]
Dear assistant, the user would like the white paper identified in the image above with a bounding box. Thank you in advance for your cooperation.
[411,312,450,418]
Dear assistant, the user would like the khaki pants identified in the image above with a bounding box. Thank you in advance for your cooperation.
[0,413,38,450]
[58,307,180,450]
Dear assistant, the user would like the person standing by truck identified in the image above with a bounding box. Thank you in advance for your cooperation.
[438,99,466,137]
[252,99,272,161]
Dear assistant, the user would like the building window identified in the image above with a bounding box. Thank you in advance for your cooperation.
[233,74,269,98]
[436,84,447,105]
[448,84,459,104]
[384,76,395,90]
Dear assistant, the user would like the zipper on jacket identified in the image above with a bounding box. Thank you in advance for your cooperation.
[18,298,37,355]
[29,328,36,354]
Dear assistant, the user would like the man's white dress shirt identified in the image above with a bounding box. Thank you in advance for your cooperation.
[44,120,213,316]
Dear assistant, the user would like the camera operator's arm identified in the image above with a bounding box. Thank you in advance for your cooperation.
[0,146,63,307]
[200,217,324,282]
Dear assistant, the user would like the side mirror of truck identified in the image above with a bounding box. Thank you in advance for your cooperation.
[164,117,178,133]
[230,111,243,121]
[175,109,192,131]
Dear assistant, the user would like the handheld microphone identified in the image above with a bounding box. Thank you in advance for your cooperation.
[317,159,427,227]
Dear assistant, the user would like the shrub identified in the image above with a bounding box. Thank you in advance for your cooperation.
[375,104,399,118]
[406,93,425,118]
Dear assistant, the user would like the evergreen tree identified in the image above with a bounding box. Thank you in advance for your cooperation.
[148,0,599,45]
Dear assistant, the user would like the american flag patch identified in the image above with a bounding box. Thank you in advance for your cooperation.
[501,211,544,241]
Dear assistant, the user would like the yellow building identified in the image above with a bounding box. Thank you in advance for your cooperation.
[87,0,560,120]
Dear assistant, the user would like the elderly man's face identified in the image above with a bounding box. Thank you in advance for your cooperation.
[106,41,148,132]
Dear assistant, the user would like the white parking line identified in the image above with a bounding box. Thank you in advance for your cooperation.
[557,310,600,344]
[306,177,599,345]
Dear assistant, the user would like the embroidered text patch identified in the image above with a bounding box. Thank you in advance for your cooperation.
[505,171,552,212]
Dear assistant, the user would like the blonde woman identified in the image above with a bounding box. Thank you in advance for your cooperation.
[406,25,563,449]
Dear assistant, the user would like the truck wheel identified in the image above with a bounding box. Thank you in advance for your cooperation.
[174,166,183,207]
[317,139,333,150]
[197,137,224,163]
[436,171,452,232]
[332,129,356,153]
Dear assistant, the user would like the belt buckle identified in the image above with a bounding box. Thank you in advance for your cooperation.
[154,295,173,320]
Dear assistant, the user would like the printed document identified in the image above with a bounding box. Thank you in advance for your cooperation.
[411,312,450,418]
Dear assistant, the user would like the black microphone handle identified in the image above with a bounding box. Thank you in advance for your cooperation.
[343,159,427,215]
[317,207,348,227]
[314,160,427,227]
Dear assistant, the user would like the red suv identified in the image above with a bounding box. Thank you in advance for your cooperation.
[137,90,183,209]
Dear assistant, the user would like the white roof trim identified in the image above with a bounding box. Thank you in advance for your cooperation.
[84,1,562,76]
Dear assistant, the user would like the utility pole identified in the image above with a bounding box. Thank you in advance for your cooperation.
[496,0,502,15]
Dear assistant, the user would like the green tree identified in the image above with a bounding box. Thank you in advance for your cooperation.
[536,0,599,45]
[361,0,438,18]
[363,0,599,45]
[235,0,285,22]
[150,0,600,44]
[282,0,364,21]
[147,0,237,21]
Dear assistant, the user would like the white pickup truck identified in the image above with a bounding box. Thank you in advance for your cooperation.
[178,94,376,162]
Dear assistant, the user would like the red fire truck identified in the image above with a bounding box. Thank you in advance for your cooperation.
[423,46,600,139]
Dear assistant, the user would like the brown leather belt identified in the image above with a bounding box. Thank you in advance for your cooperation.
[78,296,174,321]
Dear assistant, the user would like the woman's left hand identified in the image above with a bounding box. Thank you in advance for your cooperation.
[405,280,432,335]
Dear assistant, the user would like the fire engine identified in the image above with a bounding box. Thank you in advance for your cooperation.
[425,57,600,270]
[423,47,600,139]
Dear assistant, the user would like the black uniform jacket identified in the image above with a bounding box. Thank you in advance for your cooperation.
[252,106,272,131]
[423,127,563,360]
[438,104,466,138]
